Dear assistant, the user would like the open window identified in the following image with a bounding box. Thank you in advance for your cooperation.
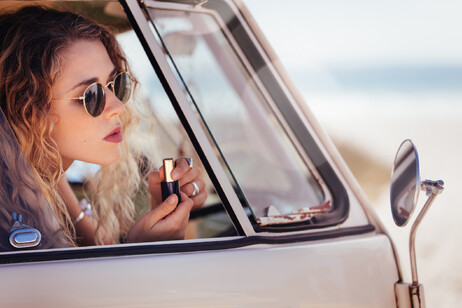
[61,1,238,240]
[0,1,238,253]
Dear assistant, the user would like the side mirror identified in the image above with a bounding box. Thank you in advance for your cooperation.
[390,139,444,308]
[390,139,420,227]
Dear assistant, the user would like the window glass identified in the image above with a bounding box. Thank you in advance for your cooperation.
[115,29,236,238]
[146,7,327,224]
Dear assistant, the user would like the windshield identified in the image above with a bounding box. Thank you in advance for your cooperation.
[146,6,327,223]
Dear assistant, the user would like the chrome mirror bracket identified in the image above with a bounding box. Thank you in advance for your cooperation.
[409,180,444,285]
[400,179,443,308]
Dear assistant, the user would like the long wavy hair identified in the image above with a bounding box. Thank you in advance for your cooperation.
[0,6,151,245]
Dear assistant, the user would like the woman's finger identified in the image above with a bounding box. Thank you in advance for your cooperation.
[147,169,163,207]
[180,177,205,197]
[180,178,206,210]
[190,191,207,210]
[147,169,162,186]
[126,194,180,242]
[145,194,179,227]
[170,158,190,181]
[180,166,201,187]
[160,192,194,225]
[176,192,194,215]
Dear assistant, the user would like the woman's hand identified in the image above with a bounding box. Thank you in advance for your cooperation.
[147,158,207,211]
[126,193,194,242]
[127,158,208,243]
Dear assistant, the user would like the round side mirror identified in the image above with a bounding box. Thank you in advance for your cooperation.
[390,139,420,227]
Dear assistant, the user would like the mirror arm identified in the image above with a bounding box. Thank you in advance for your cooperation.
[409,180,444,285]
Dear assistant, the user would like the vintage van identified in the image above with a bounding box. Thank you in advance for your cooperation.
[0,1,443,307]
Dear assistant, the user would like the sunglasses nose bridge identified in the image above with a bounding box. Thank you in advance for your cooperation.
[105,80,115,92]
[104,85,126,116]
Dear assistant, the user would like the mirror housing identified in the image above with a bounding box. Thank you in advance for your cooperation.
[390,139,420,227]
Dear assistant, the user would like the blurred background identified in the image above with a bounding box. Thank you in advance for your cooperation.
[244,0,462,306]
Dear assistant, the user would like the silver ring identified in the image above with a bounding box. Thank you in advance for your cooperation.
[191,181,200,197]
[182,157,193,169]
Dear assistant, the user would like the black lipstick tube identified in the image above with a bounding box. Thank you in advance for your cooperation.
[161,158,181,202]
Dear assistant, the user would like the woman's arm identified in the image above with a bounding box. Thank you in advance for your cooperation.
[58,177,114,245]
[59,157,207,244]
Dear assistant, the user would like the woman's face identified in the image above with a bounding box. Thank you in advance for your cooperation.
[50,40,126,170]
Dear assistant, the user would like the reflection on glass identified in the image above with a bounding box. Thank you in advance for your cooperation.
[147,8,325,221]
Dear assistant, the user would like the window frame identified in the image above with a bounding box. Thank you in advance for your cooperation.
[0,224,375,264]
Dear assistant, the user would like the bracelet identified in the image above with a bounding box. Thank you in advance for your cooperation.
[79,199,92,216]
[74,199,92,225]
[74,211,85,224]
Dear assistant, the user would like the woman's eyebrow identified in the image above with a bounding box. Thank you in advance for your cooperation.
[107,67,118,82]
[68,77,98,93]
[67,67,118,93]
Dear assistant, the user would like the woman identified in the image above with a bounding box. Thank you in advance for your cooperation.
[0,6,206,247]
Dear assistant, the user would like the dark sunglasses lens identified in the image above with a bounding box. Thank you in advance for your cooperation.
[84,83,105,117]
[113,72,131,104]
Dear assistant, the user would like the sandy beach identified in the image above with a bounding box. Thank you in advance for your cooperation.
[309,94,462,307]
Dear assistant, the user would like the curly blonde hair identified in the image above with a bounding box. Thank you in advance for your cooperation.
[0,6,152,246]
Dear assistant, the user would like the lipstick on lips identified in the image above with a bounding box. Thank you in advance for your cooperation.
[104,127,122,143]
[161,158,181,202]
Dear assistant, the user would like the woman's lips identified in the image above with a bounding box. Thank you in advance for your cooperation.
[104,127,123,143]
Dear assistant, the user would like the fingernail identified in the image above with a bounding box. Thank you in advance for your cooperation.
[167,194,177,205]
[171,170,179,180]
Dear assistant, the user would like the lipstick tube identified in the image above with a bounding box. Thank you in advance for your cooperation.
[161,158,181,202]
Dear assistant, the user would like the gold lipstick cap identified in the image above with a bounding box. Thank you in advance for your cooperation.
[163,158,175,182]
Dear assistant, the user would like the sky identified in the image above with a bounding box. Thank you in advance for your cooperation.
[244,0,462,67]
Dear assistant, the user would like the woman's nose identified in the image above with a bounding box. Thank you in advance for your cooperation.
[104,89,126,118]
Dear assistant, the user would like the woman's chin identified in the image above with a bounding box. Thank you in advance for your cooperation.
[86,149,122,166]
[101,152,122,166]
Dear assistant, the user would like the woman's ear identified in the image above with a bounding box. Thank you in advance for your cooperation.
[48,114,59,129]
[47,104,61,128]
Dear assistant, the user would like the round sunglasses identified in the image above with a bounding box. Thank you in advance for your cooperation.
[52,72,132,117]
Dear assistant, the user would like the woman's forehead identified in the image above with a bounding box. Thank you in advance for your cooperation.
[62,40,114,72]
[57,40,116,91]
